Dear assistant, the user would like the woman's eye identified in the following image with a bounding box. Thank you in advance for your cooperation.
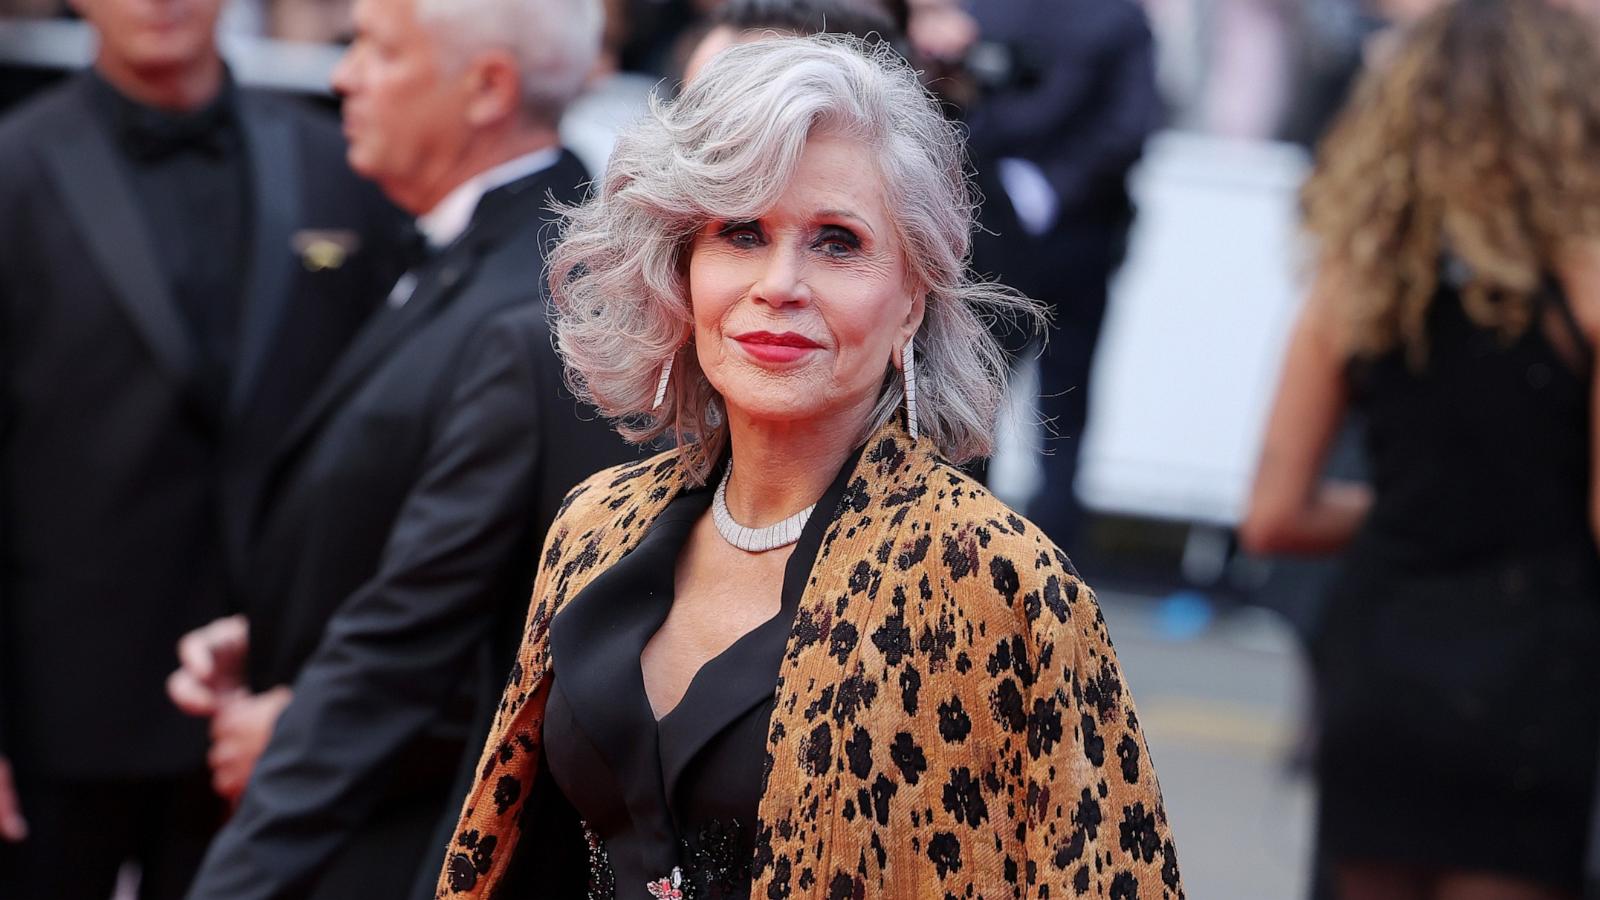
[815,228,860,257]
[717,223,762,247]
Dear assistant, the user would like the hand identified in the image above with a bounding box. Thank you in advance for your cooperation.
[0,756,27,842]
[207,686,293,803]
[167,615,250,717]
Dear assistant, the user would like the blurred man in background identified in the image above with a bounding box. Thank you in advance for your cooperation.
[0,0,398,895]
[680,0,904,81]
[170,0,635,896]
[912,0,1162,554]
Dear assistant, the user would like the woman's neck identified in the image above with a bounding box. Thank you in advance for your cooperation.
[722,403,873,526]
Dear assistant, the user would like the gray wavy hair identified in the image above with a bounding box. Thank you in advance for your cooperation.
[548,34,1042,484]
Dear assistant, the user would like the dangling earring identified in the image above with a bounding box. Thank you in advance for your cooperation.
[902,335,920,440]
[652,352,674,410]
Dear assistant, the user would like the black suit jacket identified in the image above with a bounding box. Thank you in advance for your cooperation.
[965,0,1160,349]
[0,73,399,778]
[965,0,1161,229]
[186,154,636,899]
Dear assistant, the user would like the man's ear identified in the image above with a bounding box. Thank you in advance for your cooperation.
[463,49,522,128]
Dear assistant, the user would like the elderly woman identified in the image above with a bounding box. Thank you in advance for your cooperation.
[437,36,1181,900]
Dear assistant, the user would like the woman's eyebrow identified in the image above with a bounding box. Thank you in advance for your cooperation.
[815,209,875,238]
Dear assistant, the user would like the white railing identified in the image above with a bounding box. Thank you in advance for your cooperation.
[1076,131,1311,526]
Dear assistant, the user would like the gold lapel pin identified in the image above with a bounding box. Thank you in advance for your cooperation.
[291,230,361,272]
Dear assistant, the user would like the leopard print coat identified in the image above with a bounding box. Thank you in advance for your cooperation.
[438,420,1183,899]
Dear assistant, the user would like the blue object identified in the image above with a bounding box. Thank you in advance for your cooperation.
[1156,590,1214,640]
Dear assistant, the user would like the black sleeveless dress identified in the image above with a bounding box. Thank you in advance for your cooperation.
[536,453,858,899]
[1315,277,1600,890]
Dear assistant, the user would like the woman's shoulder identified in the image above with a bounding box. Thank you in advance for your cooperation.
[914,459,1095,633]
[551,445,689,533]
[531,446,690,604]
[1555,240,1600,345]
[919,459,1082,574]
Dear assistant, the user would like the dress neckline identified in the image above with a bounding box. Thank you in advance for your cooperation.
[647,455,842,723]
[545,443,867,879]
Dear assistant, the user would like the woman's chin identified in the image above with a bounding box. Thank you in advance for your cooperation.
[712,368,826,423]
[720,400,825,428]
[719,390,878,438]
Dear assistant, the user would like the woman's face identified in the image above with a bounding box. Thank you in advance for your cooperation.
[687,133,924,433]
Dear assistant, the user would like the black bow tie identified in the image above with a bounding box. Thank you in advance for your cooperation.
[397,221,436,272]
[122,108,235,162]
[114,91,236,162]
[87,70,241,163]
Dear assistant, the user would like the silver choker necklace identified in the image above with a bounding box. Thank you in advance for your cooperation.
[712,467,816,552]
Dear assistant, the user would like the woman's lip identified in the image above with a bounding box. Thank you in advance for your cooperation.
[731,331,823,348]
[733,334,821,364]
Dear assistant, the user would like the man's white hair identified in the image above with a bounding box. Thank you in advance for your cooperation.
[416,0,602,124]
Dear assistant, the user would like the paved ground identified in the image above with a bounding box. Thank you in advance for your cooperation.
[1101,594,1316,900]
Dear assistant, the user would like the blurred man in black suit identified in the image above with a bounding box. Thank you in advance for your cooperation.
[914,0,1162,552]
[169,0,636,896]
[0,0,400,896]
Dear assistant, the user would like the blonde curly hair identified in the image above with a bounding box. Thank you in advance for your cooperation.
[1302,0,1600,365]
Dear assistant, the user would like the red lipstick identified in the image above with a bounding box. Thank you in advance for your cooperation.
[731,331,823,364]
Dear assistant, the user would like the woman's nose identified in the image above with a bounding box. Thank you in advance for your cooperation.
[751,244,810,308]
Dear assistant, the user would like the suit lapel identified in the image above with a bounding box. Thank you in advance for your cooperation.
[228,95,302,417]
[37,77,197,390]
[547,490,705,859]
[534,148,591,209]
[267,248,471,471]
[268,159,583,468]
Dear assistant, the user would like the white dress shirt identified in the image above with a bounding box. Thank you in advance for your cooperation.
[416,146,562,250]
[387,147,562,309]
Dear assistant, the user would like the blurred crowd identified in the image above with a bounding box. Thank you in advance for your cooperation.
[0,0,1598,898]
[0,0,1495,142]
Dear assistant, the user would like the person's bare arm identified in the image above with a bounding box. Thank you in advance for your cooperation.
[1591,333,1600,547]
[1554,240,1600,544]
[0,757,25,842]
[0,211,23,843]
[1240,268,1372,555]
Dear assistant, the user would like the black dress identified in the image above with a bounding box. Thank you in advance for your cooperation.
[1315,275,1600,890]
[538,454,859,899]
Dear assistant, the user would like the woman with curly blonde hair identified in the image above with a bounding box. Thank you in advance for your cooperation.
[1244,0,1600,897]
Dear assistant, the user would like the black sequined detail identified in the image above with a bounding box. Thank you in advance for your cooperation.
[579,819,755,900]
[582,822,617,900]
[681,819,751,899]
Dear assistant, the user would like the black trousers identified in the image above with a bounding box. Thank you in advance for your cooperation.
[0,768,223,900]
[1028,273,1108,556]
[967,165,1123,556]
